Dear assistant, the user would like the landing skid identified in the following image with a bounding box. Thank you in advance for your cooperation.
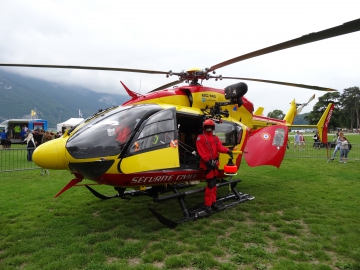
[85,185,148,200]
[84,184,189,200]
[149,179,254,228]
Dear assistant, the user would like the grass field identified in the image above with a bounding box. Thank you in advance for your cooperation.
[1,155,360,269]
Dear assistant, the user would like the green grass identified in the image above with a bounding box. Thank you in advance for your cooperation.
[1,157,360,269]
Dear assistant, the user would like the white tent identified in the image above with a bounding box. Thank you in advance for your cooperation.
[57,118,84,132]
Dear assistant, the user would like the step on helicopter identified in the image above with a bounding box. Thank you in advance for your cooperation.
[1,18,359,228]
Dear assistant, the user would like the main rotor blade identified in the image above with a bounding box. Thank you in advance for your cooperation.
[148,79,185,93]
[0,63,169,75]
[209,18,360,72]
[221,76,337,91]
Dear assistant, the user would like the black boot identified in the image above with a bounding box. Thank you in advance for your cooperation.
[212,202,224,211]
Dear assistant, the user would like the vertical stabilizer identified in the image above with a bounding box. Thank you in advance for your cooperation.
[283,99,297,125]
[254,107,264,116]
[316,103,334,143]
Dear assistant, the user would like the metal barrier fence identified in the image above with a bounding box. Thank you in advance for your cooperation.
[0,148,39,172]
[285,142,359,161]
[1,143,359,173]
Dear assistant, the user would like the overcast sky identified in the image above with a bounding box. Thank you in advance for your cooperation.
[0,0,359,115]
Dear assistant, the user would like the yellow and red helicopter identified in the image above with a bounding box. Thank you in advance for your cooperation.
[1,18,359,227]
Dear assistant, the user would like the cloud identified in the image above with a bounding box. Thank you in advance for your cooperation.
[0,0,359,115]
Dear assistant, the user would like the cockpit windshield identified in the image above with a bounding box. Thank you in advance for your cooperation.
[66,104,161,159]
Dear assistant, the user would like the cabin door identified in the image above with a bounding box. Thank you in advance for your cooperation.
[119,108,180,174]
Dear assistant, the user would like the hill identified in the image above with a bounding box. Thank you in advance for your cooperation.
[293,112,310,125]
[0,70,130,127]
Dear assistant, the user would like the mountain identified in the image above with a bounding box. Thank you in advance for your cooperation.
[0,70,130,127]
[293,113,310,125]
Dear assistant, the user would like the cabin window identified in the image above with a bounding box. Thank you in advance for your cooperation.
[213,122,239,147]
[272,128,285,147]
[129,108,177,154]
[236,125,243,144]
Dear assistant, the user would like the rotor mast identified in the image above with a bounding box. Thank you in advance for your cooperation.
[166,68,223,85]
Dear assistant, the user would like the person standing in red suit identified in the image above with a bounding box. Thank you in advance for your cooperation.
[196,119,233,213]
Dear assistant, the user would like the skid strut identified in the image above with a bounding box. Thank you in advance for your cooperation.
[149,179,254,228]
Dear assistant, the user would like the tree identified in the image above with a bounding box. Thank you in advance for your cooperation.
[267,109,285,119]
[305,92,342,130]
[339,87,360,130]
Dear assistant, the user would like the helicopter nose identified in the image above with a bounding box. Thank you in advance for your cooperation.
[33,138,69,170]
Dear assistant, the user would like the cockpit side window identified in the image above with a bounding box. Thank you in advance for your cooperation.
[129,109,177,154]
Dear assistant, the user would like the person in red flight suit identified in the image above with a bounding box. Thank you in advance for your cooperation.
[196,119,233,213]
[115,124,131,149]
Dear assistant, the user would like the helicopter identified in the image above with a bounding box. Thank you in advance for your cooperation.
[1,18,359,228]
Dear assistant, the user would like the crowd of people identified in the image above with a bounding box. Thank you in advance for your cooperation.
[293,131,306,151]
[22,128,63,161]
[1,125,63,162]
[291,129,352,163]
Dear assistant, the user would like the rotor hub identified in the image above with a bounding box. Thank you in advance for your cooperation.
[166,68,223,85]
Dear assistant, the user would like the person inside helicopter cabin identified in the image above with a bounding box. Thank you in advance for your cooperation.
[196,119,233,213]
[115,123,130,145]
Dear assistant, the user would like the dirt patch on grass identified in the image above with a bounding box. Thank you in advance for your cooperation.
[106,257,118,264]
[153,261,165,268]
[128,258,141,265]
[125,238,140,243]
[216,253,231,263]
